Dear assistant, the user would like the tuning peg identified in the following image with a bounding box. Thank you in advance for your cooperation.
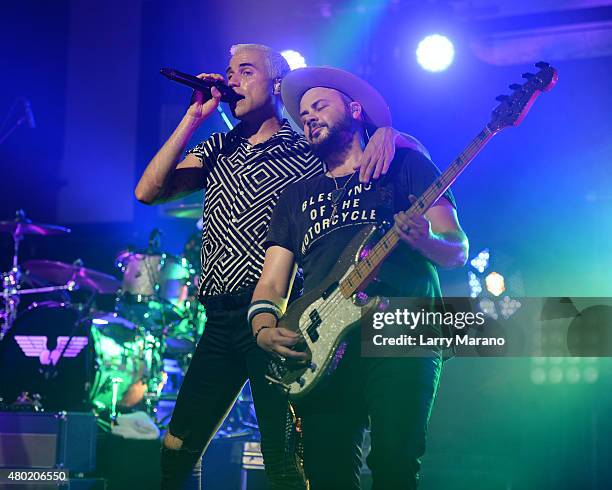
[522,72,535,79]
[509,83,522,90]
[535,61,549,68]
[495,95,509,102]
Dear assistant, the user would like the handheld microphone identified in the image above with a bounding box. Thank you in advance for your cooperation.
[160,68,244,104]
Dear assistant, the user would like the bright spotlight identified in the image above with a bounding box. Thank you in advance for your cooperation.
[416,34,454,72]
[479,298,498,320]
[485,272,505,297]
[499,296,521,319]
[470,249,490,273]
[467,271,482,298]
[281,50,307,70]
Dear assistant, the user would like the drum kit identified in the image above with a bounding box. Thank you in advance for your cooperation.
[0,208,231,431]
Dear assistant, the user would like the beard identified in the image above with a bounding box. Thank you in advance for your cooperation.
[308,112,357,160]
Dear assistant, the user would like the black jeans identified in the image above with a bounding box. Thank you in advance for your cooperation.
[297,338,442,490]
[160,290,307,490]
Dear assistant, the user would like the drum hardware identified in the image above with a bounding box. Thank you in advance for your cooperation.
[114,249,191,330]
[0,212,72,237]
[0,97,36,145]
[0,301,91,411]
[215,382,259,439]
[110,377,123,422]
[8,392,44,412]
[110,232,212,429]
[103,234,198,423]
[0,210,72,341]
[0,214,258,437]
[0,216,175,428]
[2,272,78,340]
[88,313,165,420]
[24,259,121,295]
[115,250,191,301]
[39,294,99,385]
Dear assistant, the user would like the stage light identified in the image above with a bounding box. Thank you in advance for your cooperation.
[416,34,454,72]
[548,367,563,384]
[281,50,307,70]
[566,367,581,384]
[584,363,599,383]
[468,271,482,298]
[470,249,489,273]
[530,367,546,384]
[530,357,600,385]
[485,272,505,297]
[499,296,521,319]
[479,298,498,320]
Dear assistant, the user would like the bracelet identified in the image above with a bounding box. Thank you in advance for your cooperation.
[248,300,281,326]
[253,325,271,342]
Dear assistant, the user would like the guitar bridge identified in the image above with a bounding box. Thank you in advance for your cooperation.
[266,359,291,392]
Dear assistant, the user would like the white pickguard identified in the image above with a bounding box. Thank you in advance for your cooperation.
[286,279,378,398]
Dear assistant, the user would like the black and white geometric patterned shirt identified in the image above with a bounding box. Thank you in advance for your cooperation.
[188,120,322,297]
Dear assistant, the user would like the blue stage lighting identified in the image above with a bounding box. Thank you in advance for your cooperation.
[530,357,599,385]
[470,249,490,273]
[416,34,454,72]
[281,50,307,70]
[468,271,482,298]
[479,298,498,320]
[499,296,521,319]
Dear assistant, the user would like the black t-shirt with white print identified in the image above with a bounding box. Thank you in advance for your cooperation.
[264,148,456,299]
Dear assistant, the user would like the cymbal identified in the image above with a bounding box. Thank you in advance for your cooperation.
[24,260,120,295]
[0,221,71,236]
[163,204,202,219]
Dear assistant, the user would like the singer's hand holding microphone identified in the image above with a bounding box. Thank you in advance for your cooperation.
[186,73,225,121]
[160,67,243,121]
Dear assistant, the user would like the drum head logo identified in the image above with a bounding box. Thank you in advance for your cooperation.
[14,335,88,366]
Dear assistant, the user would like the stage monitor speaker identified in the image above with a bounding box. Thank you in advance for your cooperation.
[0,412,97,473]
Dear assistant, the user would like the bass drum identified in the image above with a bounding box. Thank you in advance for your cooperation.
[89,312,164,413]
[0,302,161,414]
[0,302,92,411]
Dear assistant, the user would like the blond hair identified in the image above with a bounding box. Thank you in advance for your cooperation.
[229,44,290,80]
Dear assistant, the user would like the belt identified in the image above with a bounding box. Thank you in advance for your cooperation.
[200,287,256,311]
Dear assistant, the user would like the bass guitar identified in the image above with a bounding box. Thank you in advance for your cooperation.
[267,62,558,399]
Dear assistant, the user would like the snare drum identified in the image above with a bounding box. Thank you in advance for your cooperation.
[115,251,192,327]
[116,251,191,307]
